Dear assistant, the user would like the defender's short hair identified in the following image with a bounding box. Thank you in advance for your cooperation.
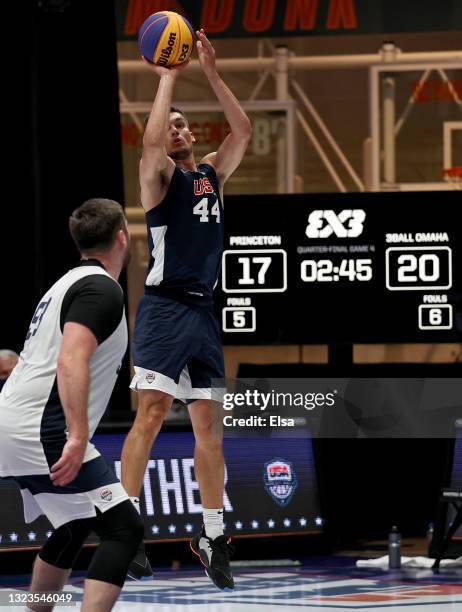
[69,198,125,253]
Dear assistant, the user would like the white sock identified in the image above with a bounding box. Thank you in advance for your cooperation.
[130,496,141,514]
[203,507,224,540]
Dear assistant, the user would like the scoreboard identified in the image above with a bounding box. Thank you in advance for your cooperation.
[217,192,462,344]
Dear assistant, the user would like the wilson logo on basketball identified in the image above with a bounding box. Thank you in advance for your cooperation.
[305,209,366,239]
[100,489,113,502]
[158,32,177,66]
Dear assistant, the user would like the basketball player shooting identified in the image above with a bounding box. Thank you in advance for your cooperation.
[0,200,144,612]
[121,30,252,590]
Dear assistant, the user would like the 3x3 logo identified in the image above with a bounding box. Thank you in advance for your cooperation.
[305,209,366,239]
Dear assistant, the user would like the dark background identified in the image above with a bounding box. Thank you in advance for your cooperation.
[2,0,130,409]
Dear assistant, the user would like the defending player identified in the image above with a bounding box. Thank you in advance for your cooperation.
[0,199,143,612]
[121,30,252,589]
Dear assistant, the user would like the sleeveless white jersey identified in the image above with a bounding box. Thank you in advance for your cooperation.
[0,265,127,476]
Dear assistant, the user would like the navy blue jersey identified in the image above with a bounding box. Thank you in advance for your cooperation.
[144,163,224,304]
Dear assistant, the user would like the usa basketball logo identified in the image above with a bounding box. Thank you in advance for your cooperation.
[100,488,113,502]
[264,459,298,507]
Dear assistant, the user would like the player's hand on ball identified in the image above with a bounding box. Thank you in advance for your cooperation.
[142,57,190,79]
[196,29,216,77]
[50,437,87,486]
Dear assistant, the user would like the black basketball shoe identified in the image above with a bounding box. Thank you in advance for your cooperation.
[127,540,154,580]
[190,526,234,590]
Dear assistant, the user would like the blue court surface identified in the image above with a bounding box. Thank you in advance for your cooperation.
[2,557,462,611]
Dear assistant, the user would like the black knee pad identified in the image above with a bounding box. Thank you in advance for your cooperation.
[86,500,145,587]
[39,519,92,569]
[92,499,144,550]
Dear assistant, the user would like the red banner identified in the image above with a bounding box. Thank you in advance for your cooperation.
[116,0,461,40]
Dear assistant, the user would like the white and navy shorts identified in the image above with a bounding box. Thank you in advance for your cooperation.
[8,455,128,529]
[131,293,225,403]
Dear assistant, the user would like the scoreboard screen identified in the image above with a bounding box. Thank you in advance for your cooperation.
[217,192,462,344]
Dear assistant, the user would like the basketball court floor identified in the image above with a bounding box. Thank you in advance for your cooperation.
[2,557,462,610]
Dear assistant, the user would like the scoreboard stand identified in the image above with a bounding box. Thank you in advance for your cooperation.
[328,343,353,366]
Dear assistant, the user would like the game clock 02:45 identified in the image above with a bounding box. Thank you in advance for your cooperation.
[300,258,372,282]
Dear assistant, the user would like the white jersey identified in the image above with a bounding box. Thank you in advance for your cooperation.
[0,262,127,476]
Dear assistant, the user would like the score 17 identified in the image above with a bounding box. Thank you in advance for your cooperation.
[222,249,287,293]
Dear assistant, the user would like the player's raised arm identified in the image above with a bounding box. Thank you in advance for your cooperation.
[140,62,188,210]
[196,29,252,185]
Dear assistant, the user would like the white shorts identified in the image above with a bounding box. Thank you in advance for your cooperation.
[130,365,212,402]
[9,455,129,529]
